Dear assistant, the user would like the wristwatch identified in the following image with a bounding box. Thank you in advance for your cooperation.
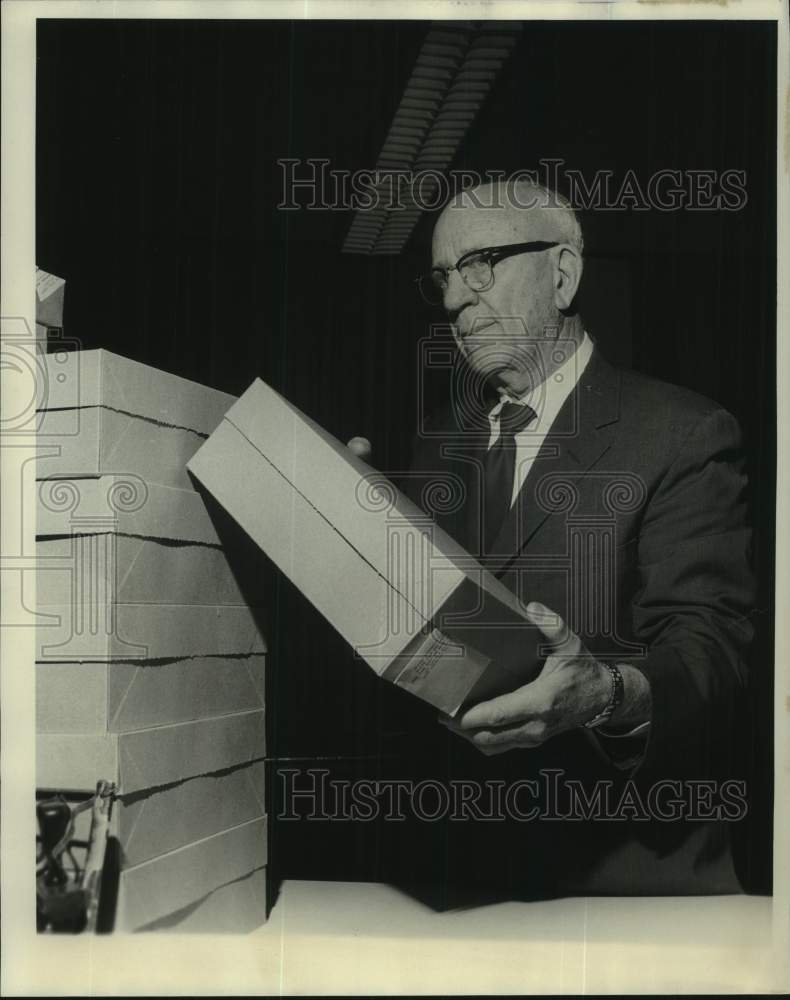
[583,662,625,730]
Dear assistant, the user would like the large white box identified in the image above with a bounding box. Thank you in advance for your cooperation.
[37,407,208,491]
[36,655,265,733]
[37,350,235,489]
[36,476,224,545]
[36,710,266,794]
[138,866,268,934]
[35,602,265,661]
[40,348,235,432]
[69,761,267,868]
[188,378,542,716]
[35,535,265,608]
[117,816,268,931]
[115,762,267,868]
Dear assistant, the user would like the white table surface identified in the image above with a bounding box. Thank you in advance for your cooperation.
[12,879,787,996]
[250,880,781,995]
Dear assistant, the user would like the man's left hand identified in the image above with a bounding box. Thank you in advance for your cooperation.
[439,601,649,755]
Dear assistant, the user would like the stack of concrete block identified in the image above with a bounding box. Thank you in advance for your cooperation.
[34,349,269,932]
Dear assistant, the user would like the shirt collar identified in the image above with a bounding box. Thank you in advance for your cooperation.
[490,332,594,425]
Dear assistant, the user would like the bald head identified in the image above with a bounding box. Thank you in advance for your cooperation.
[436,180,583,254]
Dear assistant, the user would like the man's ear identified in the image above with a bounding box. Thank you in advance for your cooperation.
[552,245,583,311]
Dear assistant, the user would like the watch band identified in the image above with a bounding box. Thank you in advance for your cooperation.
[583,662,625,730]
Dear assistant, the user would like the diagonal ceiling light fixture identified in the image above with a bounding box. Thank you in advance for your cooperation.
[342,21,522,256]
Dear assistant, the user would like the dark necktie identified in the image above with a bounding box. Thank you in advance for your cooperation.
[483,401,537,552]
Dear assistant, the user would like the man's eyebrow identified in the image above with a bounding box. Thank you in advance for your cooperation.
[432,245,483,269]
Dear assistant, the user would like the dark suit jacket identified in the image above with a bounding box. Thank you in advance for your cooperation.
[399,346,755,898]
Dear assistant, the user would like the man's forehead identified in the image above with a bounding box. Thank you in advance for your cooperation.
[432,198,541,263]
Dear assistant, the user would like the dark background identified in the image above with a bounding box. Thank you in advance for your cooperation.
[37,19,776,897]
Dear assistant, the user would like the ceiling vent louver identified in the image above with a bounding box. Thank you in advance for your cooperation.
[342,22,521,255]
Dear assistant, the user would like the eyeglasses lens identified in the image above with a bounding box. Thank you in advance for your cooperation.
[421,255,493,305]
[460,255,492,291]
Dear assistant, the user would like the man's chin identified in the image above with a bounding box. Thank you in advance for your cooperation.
[465,350,515,382]
[463,344,541,391]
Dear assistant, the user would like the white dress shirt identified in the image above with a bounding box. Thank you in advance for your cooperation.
[487,332,594,507]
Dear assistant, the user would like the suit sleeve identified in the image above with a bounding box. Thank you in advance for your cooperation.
[625,407,755,781]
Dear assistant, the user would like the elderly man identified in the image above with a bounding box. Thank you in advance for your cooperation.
[399,180,755,897]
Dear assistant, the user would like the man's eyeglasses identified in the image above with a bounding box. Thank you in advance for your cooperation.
[416,241,560,306]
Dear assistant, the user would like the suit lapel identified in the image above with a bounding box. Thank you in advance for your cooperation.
[487,348,622,576]
[432,389,495,554]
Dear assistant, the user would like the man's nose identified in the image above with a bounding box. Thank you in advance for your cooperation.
[442,269,478,318]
